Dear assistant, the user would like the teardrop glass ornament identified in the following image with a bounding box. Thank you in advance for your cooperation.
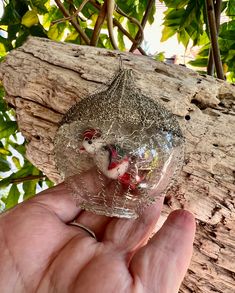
[54,69,184,218]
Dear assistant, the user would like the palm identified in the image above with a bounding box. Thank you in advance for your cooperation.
[0,182,195,293]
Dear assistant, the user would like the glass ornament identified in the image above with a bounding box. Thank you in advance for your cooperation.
[54,68,184,218]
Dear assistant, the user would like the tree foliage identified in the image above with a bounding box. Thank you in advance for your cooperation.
[0,0,234,210]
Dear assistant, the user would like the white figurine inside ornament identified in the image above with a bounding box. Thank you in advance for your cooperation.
[54,67,184,218]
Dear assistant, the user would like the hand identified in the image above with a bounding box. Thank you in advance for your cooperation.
[0,177,195,293]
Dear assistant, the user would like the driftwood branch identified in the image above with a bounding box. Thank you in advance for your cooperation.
[0,37,234,293]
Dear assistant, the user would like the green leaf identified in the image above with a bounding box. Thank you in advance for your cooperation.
[15,29,30,48]
[162,0,189,9]
[0,157,11,172]
[29,25,48,38]
[65,30,79,42]
[12,156,21,169]
[41,5,63,30]
[225,49,235,61]
[117,29,126,51]
[189,57,208,67]
[0,96,7,114]
[0,2,21,25]
[161,25,177,42]
[197,46,210,57]
[48,23,66,41]
[84,28,94,39]
[23,165,41,199]
[7,24,21,42]
[163,8,185,23]
[227,71,235,82]
[220,20,235,33]
[31,0,48,14]
[11,161,33,178]
[48,24,59,40]
[226,0,235,16]
[154,51,165,61]
[180,0,197,28]
[197,31,210,46]
[0,121,18,139]
[0,160,33,188]
[148,2,156,25]
[0,42,6,57]
[127,20,138,38]
[220,30,235,40]
[162,0,205,47]
[0,148,12,156]
[177,28,190,47]
[221,1,229,13]
[15,0,29,18]
[6,141,26,155]
[45,178,54,188]
[72,0,97,20]
[5,184,20,209]
[0,177,11,189]
[0,35,11,52]
[21,10,39,27]
[23,180,37,200]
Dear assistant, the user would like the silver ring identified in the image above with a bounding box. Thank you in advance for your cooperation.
[69,222,97,240]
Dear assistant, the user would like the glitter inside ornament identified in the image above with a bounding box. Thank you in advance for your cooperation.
[54,68,184,218]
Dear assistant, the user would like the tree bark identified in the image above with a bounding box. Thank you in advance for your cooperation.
[0,37,234,293]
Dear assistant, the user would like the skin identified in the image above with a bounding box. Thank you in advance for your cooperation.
[0,171,196,293]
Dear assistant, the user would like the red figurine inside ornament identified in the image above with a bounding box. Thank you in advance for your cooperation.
[79,128,144,190]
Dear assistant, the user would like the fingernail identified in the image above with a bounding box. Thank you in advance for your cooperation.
[169,209,195,227]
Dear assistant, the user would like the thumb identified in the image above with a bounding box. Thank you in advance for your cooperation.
[130,210,196,293]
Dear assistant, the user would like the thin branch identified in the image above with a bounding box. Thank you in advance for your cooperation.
[115,6,144,50]
[207,0,222,76]
[10,175,47,184]
[52,0,90,25]
[90,1,107,46]
[89,0,147,55]
[113,19,147,55]
[54,0,90,45]
[106,0,118,50]
[130,0,155,52]
[206,0,224,79]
